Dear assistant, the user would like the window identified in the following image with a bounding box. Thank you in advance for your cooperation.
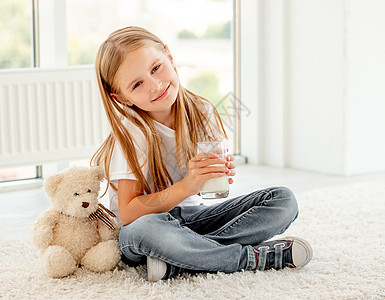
[0,0,37,182]
[0,0,32,69]
[0,166,37,182]
[0,0,239,184]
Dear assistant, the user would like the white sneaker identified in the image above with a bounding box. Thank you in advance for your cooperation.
[147,256,168,282]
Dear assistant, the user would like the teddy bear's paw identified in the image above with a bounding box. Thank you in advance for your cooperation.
[81,240,121,272]
[42,245,77,278]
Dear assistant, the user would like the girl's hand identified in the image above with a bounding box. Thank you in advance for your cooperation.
[225,153,236,184]
[181,152,228,196]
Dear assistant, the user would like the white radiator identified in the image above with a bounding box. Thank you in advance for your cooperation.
[0,67,110,168]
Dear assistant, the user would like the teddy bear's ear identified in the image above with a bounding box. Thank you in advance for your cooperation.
[91,166,105,182]
[44,172,65,198]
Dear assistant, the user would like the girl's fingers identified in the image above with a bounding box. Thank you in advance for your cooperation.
[226,169,236,176]
[225,161,236,169]
[192,152,218,161]
[198,158,226,168]
[189,153,218,170]
[226,154,235,161]
[191,153,226,167]
[189,153,230,178]
[225,154,236,169]
[198,165,228,175]
[202,172,227,180]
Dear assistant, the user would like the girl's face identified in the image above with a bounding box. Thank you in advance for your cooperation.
[111,45,179,124]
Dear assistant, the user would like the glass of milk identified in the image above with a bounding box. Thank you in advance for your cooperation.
[197,141,229,199]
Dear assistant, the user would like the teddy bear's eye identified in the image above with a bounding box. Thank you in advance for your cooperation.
[87,189,91,193]
[74,192,80,196]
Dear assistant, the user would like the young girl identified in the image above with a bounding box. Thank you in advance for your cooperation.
[92,26,312,281]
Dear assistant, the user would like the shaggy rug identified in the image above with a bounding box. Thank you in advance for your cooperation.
[1,183,385,300]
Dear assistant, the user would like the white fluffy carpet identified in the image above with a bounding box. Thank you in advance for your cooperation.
[1,183,385,300]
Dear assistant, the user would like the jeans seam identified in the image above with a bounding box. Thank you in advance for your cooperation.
[120,243,145,257]
[190,228,223,247]
[121,244,138,250]
[214,207,256,236]
[184,191,266,226]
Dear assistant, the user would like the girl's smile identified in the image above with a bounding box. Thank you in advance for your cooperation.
[111,45,179,127]
[151,83,170,102]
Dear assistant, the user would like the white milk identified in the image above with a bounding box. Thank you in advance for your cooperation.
[200,174,229,199]
[201,175,229,192]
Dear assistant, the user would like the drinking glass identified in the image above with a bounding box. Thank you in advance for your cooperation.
[197,141,229,199]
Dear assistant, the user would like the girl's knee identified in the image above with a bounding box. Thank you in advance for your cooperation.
[269,186,294,199]
[118,215,163,265]
[270,186,298,219]
[119,214,158,246]
[119,213,181,259]
[118,213,173,248]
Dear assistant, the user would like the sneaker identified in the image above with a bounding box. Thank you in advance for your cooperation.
[252,236,313,271]
[147,256,168,282]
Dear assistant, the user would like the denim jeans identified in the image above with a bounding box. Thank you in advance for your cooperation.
[119,186,298,277]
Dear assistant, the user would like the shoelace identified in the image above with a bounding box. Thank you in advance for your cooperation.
[255,242,286,271]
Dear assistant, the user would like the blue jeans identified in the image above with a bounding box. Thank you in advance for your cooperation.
[119,186,298,277]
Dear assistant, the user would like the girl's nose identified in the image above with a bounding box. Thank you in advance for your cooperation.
[149,78,161,94]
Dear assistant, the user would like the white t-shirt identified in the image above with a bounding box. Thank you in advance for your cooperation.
[108,104,218,225]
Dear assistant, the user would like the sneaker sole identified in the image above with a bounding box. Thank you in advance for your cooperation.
[285,236,313,269]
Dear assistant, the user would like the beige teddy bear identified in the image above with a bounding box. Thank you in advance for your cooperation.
[30,166,121,278]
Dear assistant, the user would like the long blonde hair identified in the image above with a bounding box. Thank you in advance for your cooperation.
[91,26,227,194]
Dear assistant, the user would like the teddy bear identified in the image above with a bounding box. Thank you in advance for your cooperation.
[30,166,121,278]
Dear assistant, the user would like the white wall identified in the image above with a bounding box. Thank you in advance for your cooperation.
[345,0,385,175]
[241,0,385,175]
[287,0,346,174]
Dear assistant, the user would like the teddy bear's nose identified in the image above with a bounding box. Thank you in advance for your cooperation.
[82,202,89,208]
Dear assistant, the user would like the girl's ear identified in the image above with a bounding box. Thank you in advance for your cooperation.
[110,93,133,106]
[164,45,174,65]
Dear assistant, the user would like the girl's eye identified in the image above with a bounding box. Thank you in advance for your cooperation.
[133,81,142,90]
[74,192,80,196]
[152,64,161,74]
[87,189,91,193]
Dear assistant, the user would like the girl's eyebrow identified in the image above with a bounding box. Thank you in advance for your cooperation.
[126,58,162,90]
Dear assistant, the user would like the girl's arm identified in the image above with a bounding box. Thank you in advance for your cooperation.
[118,179,189,225]
[118,152,228,225]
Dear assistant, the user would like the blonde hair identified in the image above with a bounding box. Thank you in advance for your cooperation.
[91,26,227,195]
